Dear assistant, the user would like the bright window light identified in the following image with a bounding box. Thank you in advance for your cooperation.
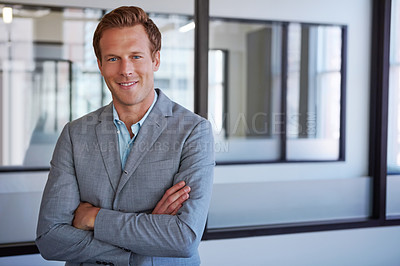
[2,7,13,24]
[179,21,195,33]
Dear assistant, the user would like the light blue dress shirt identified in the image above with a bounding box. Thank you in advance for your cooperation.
[112,91,158,169]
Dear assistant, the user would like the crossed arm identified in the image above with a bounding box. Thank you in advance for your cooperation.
[36,119,214,264]
[73,181,191,231]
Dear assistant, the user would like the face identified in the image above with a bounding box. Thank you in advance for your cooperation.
[97,25,160,111]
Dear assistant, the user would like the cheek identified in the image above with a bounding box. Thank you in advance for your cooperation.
[143,64,156,77]
[101,65,118,78]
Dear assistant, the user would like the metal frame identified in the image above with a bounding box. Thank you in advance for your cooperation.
[369,0,391,222]
[339,26,348,161]
[0,243,38,257]
[194,0,209,118]
[280,23,289,161]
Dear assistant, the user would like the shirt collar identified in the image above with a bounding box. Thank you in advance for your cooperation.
[112,90,158,129]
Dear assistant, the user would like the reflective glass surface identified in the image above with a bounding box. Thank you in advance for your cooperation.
[0,7,194,168]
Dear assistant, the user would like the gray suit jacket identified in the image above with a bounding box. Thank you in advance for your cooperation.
[36,89,215,266]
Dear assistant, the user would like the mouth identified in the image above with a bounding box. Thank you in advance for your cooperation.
[118,81,138,87]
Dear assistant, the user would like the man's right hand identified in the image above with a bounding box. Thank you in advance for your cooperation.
[152,181,191,215]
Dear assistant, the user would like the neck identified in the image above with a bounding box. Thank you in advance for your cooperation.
[114,90,155,129]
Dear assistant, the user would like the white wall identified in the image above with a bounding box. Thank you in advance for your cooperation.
[199,226,400,266]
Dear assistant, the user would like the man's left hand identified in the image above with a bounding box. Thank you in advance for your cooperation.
[72,202,100,231]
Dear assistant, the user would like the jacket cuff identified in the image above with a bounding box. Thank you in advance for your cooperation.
[94,208,114,242]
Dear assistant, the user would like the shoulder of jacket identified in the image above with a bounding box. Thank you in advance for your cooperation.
[69,105,109,129]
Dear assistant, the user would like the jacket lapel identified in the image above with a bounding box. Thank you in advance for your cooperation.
[116,89,172,194]
[95,103,121,192]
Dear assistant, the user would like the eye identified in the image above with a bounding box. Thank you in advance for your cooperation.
[133,55,141,59]
[107,57,118,62]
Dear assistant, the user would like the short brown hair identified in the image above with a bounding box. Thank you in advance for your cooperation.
[93,6,161,62]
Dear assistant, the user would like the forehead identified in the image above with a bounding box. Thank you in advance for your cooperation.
[99,25,151,54]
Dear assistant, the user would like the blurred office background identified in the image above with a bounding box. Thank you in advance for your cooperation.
[1,0,400,265]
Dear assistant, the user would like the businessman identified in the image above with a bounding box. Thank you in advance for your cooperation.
[36,6,214,266]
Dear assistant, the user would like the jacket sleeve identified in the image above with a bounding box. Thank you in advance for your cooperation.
[36,123,131,265]
[93,119,215,258]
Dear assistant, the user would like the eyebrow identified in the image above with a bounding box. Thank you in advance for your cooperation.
[130,51,146,55]
[104,51,146,57]
[103,54,119,58]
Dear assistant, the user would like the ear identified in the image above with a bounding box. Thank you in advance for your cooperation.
[97,59,103,75]
[152,50,160,72]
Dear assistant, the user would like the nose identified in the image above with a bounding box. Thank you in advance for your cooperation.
[119,59,134,77]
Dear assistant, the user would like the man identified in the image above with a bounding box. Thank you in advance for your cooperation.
[36,6,214,266]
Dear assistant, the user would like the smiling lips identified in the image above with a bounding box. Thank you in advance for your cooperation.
[118,81,138,87]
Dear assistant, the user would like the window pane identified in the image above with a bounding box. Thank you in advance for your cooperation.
[209,19,344,163]
[387,0,400,219]
[0,6,103,168]
[286,24,342,160]
[388,0,400,173]
[0,7,195,169]
[209,19,282,163]
[152,14,194,111]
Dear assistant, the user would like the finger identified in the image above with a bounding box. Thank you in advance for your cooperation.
[162,181,186,200]
[154,190,187,214]
[159,181,190,209]
[153,186,191,214]
[170,204,183,216]
[164,186,190,209]
[165,191,189,214]
[155,181,185,208]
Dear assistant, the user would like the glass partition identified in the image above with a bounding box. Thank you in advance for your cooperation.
[388,0,400,174]
[152,14,194,111]
[0,5,195,169]
[209,19,283,162]
[387,0,400,219]
[0,6,103,168]
[208,18,346,163]
[286,24,342,160]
